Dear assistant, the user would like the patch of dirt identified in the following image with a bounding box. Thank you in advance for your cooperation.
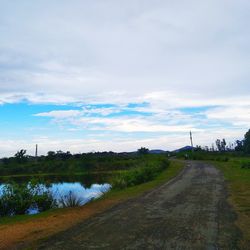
[37,162,240,250]
[0,199,120,250]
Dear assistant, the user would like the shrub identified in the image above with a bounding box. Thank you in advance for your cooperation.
[59,191,83,207]
[0,181,56,217]
[4,183,33,215]
[0,185,15,216]
[33,191,56,212]
[112,158,170,189]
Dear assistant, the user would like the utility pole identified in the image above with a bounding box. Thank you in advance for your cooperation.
[35,144,38,158]
[190,131,194,151]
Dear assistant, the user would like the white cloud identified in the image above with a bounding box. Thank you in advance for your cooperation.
[34,103,202,134]
[35,110,81,119]
[77,116,201,133]
[0,0,250,156]
[0,135,194,157]
[206,106,250,127]
[0,0,249,105]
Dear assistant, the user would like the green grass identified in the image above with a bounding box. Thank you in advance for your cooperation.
[0,169,128,179]
[0,160,184,226]
[212,157,250,249]
[104,160,184,200]
[0,153,169,176]
[111,158,170,189]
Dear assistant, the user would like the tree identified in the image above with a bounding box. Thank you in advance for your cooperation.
[137,147,149,155]
[195,145,202,151]
[47,151,56,160]
[215,139,227,151]
[15,149,27,163]
[235,140,244,151]
[215,139,221,151]
[221,139,226,151]
[244,129,250,153]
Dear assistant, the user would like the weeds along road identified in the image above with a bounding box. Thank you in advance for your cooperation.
[38,162,239,250]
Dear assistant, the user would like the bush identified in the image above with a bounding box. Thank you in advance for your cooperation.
[112,158,170,189]
[0,183,33,215]
[0,185,15,216]
[0,181,56,217]
[33,192,56,212]
[59,191,83,207]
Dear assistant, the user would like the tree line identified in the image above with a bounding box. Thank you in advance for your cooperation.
[195,128,250,153]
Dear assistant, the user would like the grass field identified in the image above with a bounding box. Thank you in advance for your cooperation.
[213,158,250,249]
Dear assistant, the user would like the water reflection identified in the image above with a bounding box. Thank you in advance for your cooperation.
[52,182,111,206]
[27,182,111,215]
[0,173,113,189]
[0,175,112,215]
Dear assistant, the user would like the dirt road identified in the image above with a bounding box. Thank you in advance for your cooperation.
[38,162,239,250]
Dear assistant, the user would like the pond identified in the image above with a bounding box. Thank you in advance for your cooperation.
[0,173,112,215]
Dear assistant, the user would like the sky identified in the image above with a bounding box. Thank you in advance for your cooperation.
[0,0,250,157]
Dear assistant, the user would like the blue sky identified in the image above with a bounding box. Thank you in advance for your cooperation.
[0,0,250,156]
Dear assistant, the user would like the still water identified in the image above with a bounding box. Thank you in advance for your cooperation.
[0,173,112,215]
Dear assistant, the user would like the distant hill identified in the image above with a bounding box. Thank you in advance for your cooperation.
[172,146,194,153]
[149,149,168,154]
[128,149,168,154]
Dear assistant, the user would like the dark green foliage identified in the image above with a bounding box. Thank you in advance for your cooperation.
[0,181,56,217]
[137,147,149,155]
[235,140,244,151]
[244,129,250,154]
[29,181,56,212]
[0,186,15,216]
[14,149,27,163]
[216,157,229,162]
[0,183,33,215]
[241,161,250,169]
[175,151,233,162]
[34,192,55,212]
[0,151,165,176]
[112,158,170,189]
[11,183,33,215]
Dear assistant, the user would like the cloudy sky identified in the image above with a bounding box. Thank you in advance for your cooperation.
[0,0,249,157]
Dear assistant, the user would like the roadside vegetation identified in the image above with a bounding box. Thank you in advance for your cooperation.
[0,180,55,217]
[0,149,171,218]
[112,158,170,189]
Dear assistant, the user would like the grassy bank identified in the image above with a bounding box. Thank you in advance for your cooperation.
[0,160,185,249]
[111,158,170,189]
[106,159,184,199]
[0,160,184,225]
[0,155,170,218]
[213,158,250,249]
